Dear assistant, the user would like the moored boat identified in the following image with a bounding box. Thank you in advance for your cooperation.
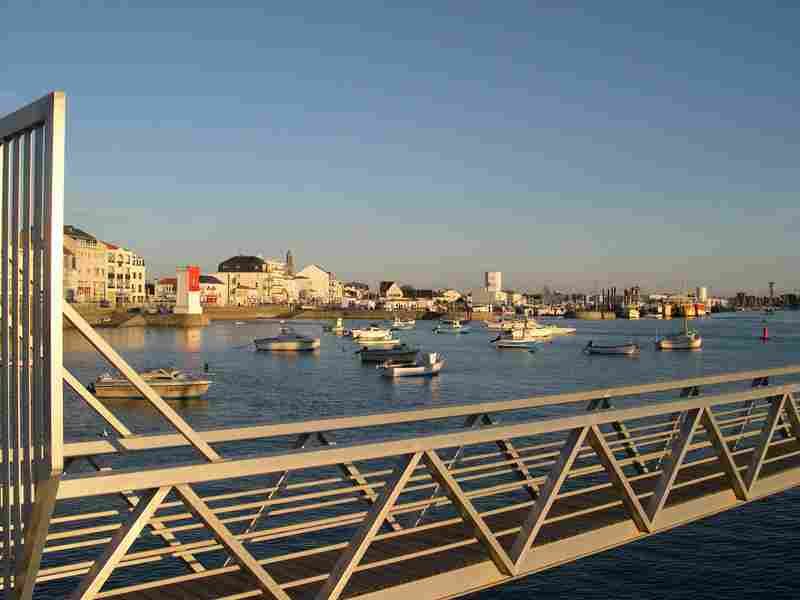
[434,319,471,334]
[351,325,392,340]
[359,343,419,363]
[492,327,549,349]
[656,319,703,350]
[254,324,320,351]
[90,369,211,399]
[379,352,445,378]
[390,317,416,330]
[585,341,640,356]
[357,338,402,349]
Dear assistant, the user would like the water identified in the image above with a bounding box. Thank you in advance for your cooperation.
[62,311,800,598]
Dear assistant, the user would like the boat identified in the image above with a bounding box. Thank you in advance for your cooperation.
[485,319,514,331]
[89,369,211,399]
[254,324,320,351]
[359,344,419,363]
[379,352,445,378]
[390,317,416,330]
[357,338,402,349]
[324,317,346,335]
[534,322,577,336]
[491,327,549,349]
[585,341,640,356]
[656,319,702,351]
[350,325,392,340]
[433,319,471,334]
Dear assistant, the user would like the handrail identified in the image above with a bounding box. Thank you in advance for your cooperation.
[63,364,800,460]
[57,383,799,499]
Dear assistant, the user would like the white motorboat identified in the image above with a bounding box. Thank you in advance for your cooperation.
[379,352,445,378]
[254,324,320,351]
[351,325,392,340]
[585,341,640,356]
[90,369,211,399]
[434,319,471,334]
[485,319,514,331]
[391,317,416,330]
[517,318,575,336]
[492,327,548,349]
[656,320,703,351]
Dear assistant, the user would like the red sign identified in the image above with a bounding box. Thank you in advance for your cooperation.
[188,266,200,292]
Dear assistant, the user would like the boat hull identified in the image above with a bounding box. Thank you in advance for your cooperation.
[381,360,445,378]
[656,338,702,350]
[91,381,211,399]
[434,327,471,334]
[586,344,639,355]
[494,341,540,350]
[360,349,419,363]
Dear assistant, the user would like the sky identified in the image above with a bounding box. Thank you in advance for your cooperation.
[1,1,798,296]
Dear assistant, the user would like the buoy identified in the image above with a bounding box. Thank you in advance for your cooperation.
[760,326,769,341]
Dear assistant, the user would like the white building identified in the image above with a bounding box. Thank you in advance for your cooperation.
[294,264,343,305]
[105,242,147,306]
[155,277,177,303]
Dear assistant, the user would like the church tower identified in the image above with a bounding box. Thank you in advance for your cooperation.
[286,250,294,276]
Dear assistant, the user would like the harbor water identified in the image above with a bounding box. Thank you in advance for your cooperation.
[62,312,800,599]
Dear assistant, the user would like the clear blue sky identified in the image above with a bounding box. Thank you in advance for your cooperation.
[2,1,797,295]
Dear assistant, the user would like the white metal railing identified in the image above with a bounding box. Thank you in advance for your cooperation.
[0,92,65,600]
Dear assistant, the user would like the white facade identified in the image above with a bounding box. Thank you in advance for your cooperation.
[697,286,708,303]
[295,264,343,305]
[485,271,502,293]
[106,243,147,306]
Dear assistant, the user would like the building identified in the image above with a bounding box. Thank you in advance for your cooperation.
[155,277,177,303]
[199,275,227,306]
[344,282,370,300]
[63,246,79,302]
[379,282,404,301]
[485,271,502,293]
[215,254,294,305]
[63,225,107,303]
[294,264,343,305]
[105,242,147,306]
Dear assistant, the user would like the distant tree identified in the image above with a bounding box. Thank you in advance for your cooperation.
[400,285,416,296]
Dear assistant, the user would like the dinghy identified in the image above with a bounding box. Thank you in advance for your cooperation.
[585,341,640,356]
[379,352,445,378]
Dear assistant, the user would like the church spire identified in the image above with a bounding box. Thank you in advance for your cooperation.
[286,249,294,276]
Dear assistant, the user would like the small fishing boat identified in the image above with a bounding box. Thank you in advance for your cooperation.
[90,369,211,399]
[359,344,419,363]
[379,352,445,378]
[535,322,577,336]
[351,325,392,340]
[390,317,416,330]
[656,319,703,351]
[585,341,640,356]
[434,319,471,334]
[254,324,320,351]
